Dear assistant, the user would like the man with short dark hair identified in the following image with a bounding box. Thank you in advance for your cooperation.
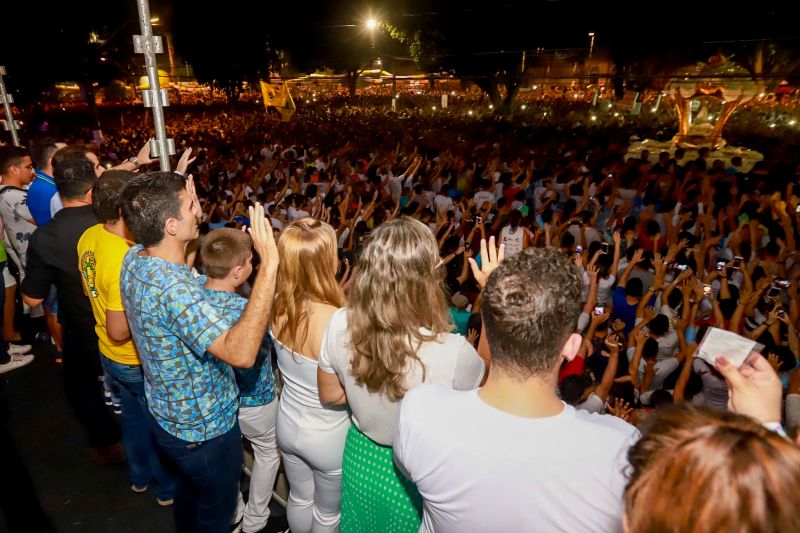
[21,153,122,463]
[119,172,279,533]
[395,246,638,532]
[29,137,67,226]
[78,170,175,503]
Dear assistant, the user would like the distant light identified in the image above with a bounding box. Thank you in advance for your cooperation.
[489,104,494,109]
[432,106,436,110]
[651,107,657,112]
[521,104,526,110]
[451,91,455,95]
[532,85,538,90]
[708,114,714,120]
[366,18,378,30]
[588,32,595,37]
[790,120,797,126]
[468,110,473,115]
[769,123,776,128]
[607,103,612,109]
[100,57,107,62]
[573,94,578,98]
[614,112,619,117]
[313,98,317,102]
[760,93,766,98]
[591,115,597,121]
[305,100,310,103]
[150,16,160,23]
[543,112,547,117]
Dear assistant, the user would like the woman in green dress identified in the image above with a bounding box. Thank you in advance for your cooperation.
[317,217,486,533]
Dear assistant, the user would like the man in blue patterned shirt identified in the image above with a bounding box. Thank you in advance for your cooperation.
[119,172,279,533]
[201,228,279,533]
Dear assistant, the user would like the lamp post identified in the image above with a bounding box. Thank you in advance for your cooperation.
[133,0,174,171]
[0,66,20,146]
[588,32,595,60]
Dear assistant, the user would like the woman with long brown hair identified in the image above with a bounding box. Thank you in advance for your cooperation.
[272,218,349,533]
[318,217,485,533]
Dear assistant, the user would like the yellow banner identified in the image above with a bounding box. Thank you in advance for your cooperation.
[260,81,296,122]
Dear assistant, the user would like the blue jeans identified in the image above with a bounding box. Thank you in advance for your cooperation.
[100,355,174,499]
[154,423,243,533]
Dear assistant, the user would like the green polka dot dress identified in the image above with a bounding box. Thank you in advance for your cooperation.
[340,424,422,533]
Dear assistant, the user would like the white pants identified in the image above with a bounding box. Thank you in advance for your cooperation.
[236,401,280,533]
[276,404,348,533]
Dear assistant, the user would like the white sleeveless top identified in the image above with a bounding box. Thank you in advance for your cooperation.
[272,330,350,427]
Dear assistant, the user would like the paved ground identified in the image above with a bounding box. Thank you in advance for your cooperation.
[1,340,287,533]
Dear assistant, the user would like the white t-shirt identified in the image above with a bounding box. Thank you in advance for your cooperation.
[395,385,639,533]
[473,190,496,209]
[499,225,524,257]
[319,309,485,446]
[434,194,454,216]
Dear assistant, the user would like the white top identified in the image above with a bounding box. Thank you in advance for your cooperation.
[395,385,639,533]
[272,330,351,430]
[318,308,485,446]
[473,190,496,209]
[499,225,524,257]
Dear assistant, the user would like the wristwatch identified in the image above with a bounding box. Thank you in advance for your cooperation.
[128,156,140,168]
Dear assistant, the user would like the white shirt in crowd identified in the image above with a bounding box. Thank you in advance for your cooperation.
[473,190,496,209]
[499,225,524,257]
[395,385,639,533]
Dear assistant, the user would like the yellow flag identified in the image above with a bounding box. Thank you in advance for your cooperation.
[277,82,296,122]
[260,81,280,107]
[260,81,295,121]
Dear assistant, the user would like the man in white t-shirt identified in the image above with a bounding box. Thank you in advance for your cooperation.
[395,247,639,533]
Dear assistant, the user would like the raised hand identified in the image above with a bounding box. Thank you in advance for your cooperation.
[176,147,197,175]
[608,398,633,422]
[468,236,505,289]
[466,328,479,346]
[715,352,782,425]
[136,140,159,166]
[247,202,279,271]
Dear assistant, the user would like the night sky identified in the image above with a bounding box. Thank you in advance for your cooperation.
[2,1,798,101]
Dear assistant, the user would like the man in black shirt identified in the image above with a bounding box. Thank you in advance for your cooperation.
[21,153,121,463]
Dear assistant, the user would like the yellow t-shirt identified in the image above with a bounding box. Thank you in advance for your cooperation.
[77,224,139,365]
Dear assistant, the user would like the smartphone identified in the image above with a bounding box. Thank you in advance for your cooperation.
[673,263,687,272]
[703,284,712,297]
[733,256,743,270]
[576,246,584,254]
[775,278,792,290]
[476,215,483,224]
[600,242,610,254]
[778,309,786,318]
[767,286,781,299]
[593,305,605,317]
[715,260,726,272]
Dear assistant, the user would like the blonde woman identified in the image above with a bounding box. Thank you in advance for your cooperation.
[318,217,485,533]
[272,218,349,533]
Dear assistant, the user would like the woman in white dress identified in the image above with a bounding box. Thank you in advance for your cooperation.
[272,218,348,533]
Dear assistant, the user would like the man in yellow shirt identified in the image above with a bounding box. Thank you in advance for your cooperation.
[77,170,174,504]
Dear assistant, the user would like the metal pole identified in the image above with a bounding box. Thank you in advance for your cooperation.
[134,0,174,171]
[0,67,21,147]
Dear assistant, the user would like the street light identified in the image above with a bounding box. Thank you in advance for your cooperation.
[366,18,378,30]
[588,32,595,59]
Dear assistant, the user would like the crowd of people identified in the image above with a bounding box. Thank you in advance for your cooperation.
[2,95,800,533]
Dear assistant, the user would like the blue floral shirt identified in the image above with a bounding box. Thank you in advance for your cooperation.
[120,245,237,442]
[203,289,276,408]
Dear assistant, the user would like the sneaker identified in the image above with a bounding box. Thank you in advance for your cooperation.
[157,497,174,507]
[8,343,32,355]
[0,353,34,374]
[131,484,149,494]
